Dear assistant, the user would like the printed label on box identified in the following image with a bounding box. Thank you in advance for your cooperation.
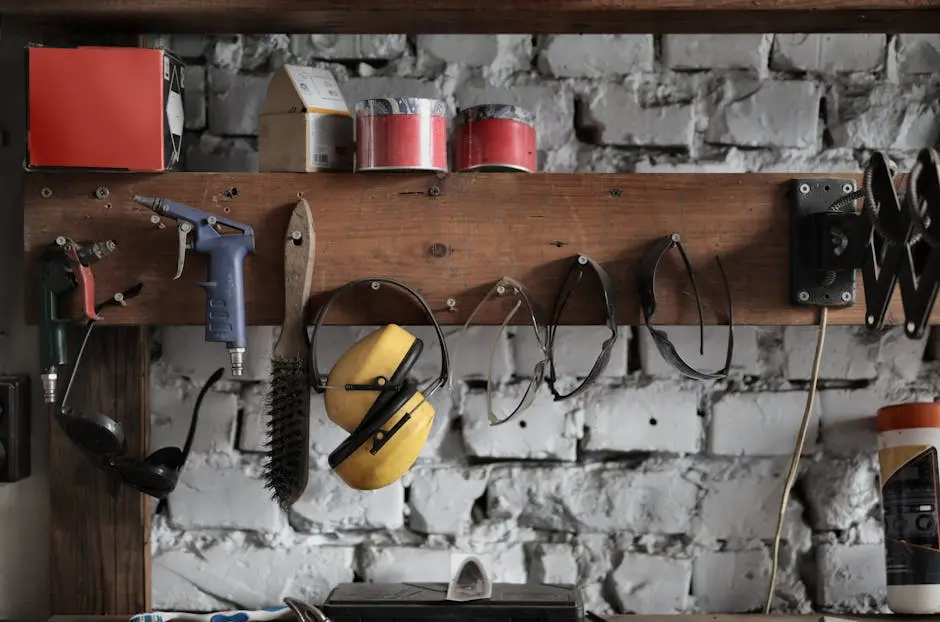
[286,66,348,114]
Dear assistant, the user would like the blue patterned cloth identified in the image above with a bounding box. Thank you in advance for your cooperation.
[131,606,294,622]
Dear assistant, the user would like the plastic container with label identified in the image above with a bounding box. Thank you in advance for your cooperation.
[878,402,940,613]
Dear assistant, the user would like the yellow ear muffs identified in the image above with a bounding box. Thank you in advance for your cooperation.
[309,278,450,491]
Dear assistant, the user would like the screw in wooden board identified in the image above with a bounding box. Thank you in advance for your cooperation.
[446,298,457,311]
[609,188,622,198]
[798,290,810,302]
[40,187,52,199]
[428,242,449,258]
[428,186,441,197]
[95,186,110,200]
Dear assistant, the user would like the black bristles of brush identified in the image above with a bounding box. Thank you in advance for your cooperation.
[263,356,310,510]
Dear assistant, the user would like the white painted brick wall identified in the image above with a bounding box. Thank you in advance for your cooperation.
[710,392,819,456]
[582,383,701,454]
[148,32,940,614]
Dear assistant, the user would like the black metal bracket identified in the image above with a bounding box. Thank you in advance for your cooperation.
[790,177,862,308]
[791,149,940,339]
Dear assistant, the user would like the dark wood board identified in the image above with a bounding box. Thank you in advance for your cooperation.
[21,171,931,327]
[49,327,150,614]
[1,0,938,33]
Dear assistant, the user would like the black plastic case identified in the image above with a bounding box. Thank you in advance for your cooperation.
[323,583,583,622]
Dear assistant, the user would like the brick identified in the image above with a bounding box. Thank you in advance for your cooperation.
[461,388,581,460]
[209,36,243,68]
[407,467,487,535]
[706,80,821,149]
[207,67,271,136]
[757,149,863,173]
[185,134,258,172]
[169,35,208,58]
[292,470,404,531]
[151,377,238,453]
[804,454,880,530]
[361,546,526,583]
[879,325,928,381]
[152,562,230,610]
[243,326,278,380]
[241,35,290,72]
[183,65,206,131]
[408,325,512,383]
[456,81,575,152]
[419,34,499,66]
[309,326,370,375]
[539,35,654,77]
[419,388,465,463]
[698,458,801,539]
[771,34,886,73]
[816,544,887,609]
[610,555,692,613]
[289,35,408,61]
[710,392,819,456]
[169,460,284,532]
[159,326,232,380]
[340,77,443,109]
[582,383,701,454]
[154,540,355,609]
[828,84,940,150]
[639,326,760,378]
[237,384,266,453]
[586,84,694,148]
[663,35,770,70]
[633,159,749,173]
[487,464,697,533]
[528,543,578,584]
[818,388,881,456]
[784,326,879,380]
[897,35,940,75]
[692,549,770,613]
[514,326,628,380]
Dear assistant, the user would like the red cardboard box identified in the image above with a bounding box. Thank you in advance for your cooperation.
[27,46,184,171]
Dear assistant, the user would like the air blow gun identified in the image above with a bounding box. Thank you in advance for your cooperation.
[133,196,255,376]
[38,236,116,403]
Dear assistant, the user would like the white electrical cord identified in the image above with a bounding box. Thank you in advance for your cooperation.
[763,306,829,614]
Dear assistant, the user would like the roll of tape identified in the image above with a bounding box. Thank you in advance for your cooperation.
[355,97,448,172]
[454,104,537,173]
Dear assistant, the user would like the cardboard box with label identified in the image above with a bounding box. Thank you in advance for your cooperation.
[259,65,353,172]
[26,45,184,171]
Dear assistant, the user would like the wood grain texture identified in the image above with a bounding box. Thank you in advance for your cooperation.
[274,198,315,359]
[22,171,937,327]
[49,327,150,615]
[1,0,938,33]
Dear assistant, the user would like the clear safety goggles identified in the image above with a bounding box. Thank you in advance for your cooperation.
[450,276,548,426]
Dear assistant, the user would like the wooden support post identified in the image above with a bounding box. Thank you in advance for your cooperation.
[49,326,150,614]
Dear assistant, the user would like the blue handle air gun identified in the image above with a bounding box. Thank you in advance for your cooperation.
[134,195,255,376]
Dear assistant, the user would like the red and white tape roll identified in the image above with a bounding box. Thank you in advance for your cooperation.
[355,97,448,172]
[454,104,537,173]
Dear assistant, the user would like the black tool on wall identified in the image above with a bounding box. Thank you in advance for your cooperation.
[0,375,30,482]
[54,284,223,498]
[791,148,940,337]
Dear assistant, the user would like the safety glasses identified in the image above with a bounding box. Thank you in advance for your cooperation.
[546,254,619,401]
[451,276,548,425]
[638,233,733,380]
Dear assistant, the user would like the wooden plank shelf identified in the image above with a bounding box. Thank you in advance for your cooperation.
[22,171,934,328]
[2,0,939,34]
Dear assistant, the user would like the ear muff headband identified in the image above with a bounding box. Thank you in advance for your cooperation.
[310,277,449,398]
